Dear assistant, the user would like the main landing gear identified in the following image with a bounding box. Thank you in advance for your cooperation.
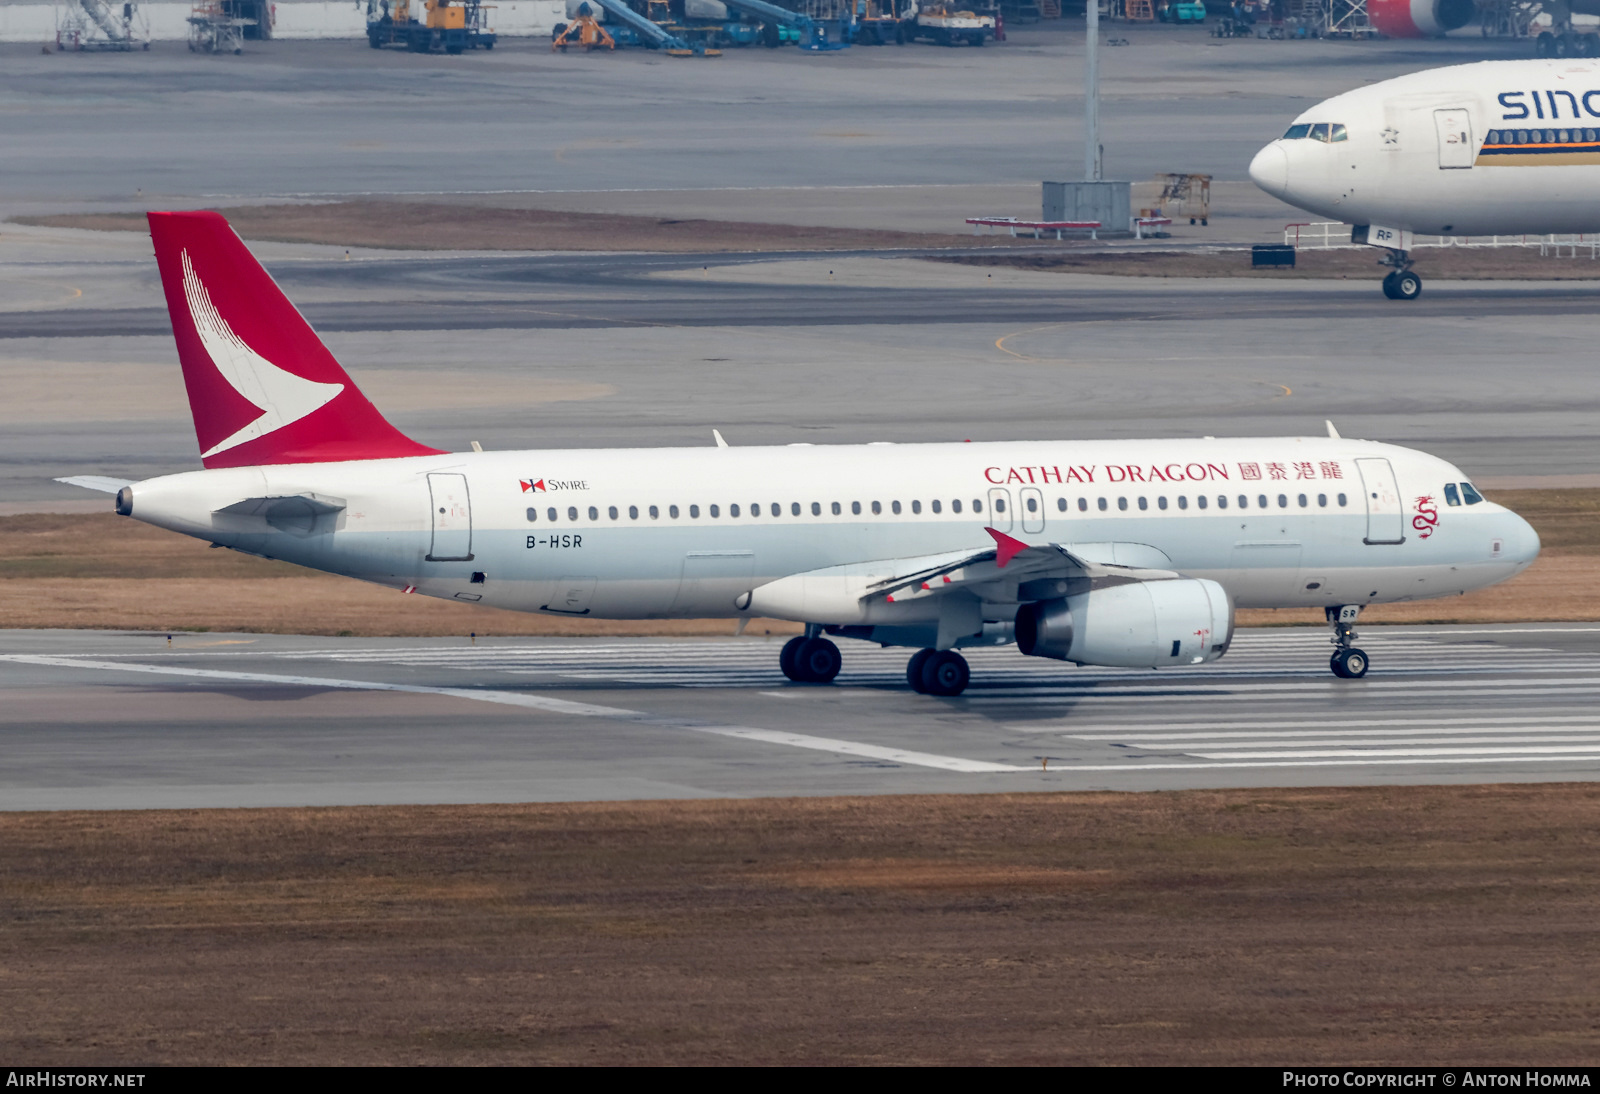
[1327,604,1369,679]
[906,648,971,697]
[779,635,842,683]
[1380,250,1421,301]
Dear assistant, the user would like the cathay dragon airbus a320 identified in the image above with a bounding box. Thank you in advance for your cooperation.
[63,212,1541,696]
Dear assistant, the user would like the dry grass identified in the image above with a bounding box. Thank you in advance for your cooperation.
[934,245,1600,280]
[6,786,1600,1064]
[2,490,1593,635]
[13,201,1037,254]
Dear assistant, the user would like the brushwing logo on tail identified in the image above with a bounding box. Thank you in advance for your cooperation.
[181,249,345,459]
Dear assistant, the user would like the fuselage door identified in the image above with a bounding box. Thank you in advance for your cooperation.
[1434,108,1475,169]
[1019,486,1045,534]
[987,487,1014,533]
[1355,458,1406,545]
[426,472,474,561]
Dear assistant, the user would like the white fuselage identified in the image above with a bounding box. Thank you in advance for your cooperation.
[123,436,1539,634]
[1250,60,1600,236]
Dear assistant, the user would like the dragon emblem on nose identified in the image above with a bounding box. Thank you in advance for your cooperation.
[1413,496,1440,539]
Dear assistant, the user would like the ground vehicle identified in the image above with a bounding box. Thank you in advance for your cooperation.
[905,5,993,44]
[366,0,496,53]
[1158,0,1206,22]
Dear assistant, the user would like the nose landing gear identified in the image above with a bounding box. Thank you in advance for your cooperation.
[1327,605,1369,679]
[1380,251,1421,300]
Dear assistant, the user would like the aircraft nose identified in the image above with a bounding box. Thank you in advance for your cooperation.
[1503,511,1542,568]
[1249,143,1290,199]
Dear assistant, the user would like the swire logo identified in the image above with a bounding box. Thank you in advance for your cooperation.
[520,479,546,493]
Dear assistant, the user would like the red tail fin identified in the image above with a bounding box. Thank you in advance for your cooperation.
[148,211,444,468]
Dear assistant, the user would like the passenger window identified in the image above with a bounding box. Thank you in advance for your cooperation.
[952,499,962,514]
[994,498,1005,513]
[1444,483,1461,506]
[691,505,702,518]
[608,506,618,520]
[1097,497,1108,511]
[1238,495,1248,509]
[1297,494,1308,508]
[1198,496,1208,510]
[911,500,921,514]
[973,500,983,513]
[1546,129,1557,143]
[891,500,901,515]
[1331,123,1347,142]
[1025,497,1037,513]
[1310,123,1330,142]
[569,506,579,521]
[649,505,659,519]
[729,504,739,517]
[1278,494,1288,508]
[588,506,598,521]
[526,507,537,523]
[1517,130,1529,143]
[1178,496,1188,510]
[668,505,679,518]
[772,503,781,517]
[629,505,639,520]
[1486,129,1500,144]
[1317,494,1327,507]
[1283,123,1312,140]
[1561,129,1571,143]
[871,501,882,515]
[852,501,862,515]
[1461,482,1484,505]
[1258,494,1267,508]
[1078,498,1088,512]
[1217,495,1228,509]
[931,500,942,514]
[548,507,557,522]
[1337,493,1347,507]
[1138,497,1148,511]
[811,502,821,516]
[831,502,841,515]
[1057,497,1067,512]
[1588,128,1598,142]
[710,504,720,518]
[1158,496,1168,510]
[1117,497,1127,511]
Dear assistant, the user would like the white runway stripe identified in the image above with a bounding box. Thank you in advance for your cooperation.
[0,655,1024,775]
[1190,745,1600,760]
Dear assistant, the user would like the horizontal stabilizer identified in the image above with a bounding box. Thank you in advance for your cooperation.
[54,475,133,495]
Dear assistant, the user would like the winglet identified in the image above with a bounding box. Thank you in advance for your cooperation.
[713,429,729,448]
[1326,419,1341,439]
[986,527,1029,567]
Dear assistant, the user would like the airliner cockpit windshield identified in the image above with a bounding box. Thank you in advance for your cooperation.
[1282,123,1348,142]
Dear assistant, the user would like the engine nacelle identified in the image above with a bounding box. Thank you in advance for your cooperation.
[1015,578,1233,668]
[1368,0,1473,38]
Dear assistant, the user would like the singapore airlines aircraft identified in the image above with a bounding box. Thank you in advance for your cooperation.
[1369,0,1600,58]
[64,212,1540,696]
[1249,59,1600,299]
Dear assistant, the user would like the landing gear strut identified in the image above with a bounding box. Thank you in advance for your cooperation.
[779,634,842,683]
[1380,250,1421,301]
[1327,605,1369,679]
[906,648,970,696]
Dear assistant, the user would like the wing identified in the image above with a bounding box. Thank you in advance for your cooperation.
[55,475,134,495]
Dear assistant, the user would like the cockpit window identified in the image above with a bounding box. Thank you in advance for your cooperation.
[1309,123,1330,142]
[1330,123,1348,142]
[1282,123,1312,140]
[1282,123,1346,142]
[1444,483,1461,507]
[1460,481,1484,505]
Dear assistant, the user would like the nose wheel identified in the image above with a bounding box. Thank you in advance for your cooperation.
[906,648,970,696]
[1381,269,1421,300]
[1326,605,1369,679]
[779,635,841,683]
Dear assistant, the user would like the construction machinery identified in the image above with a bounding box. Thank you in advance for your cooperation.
[366,0,497,53]
[54,0,149,50]
[553,2,615,47]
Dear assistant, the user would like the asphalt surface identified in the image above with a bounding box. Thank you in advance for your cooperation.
[5,624,1600,809]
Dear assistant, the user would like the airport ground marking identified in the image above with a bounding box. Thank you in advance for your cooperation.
[0,655,1024,775]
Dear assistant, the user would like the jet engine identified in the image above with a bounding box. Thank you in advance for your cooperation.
[1367,0,1473,37]
[1014,578,1233,668]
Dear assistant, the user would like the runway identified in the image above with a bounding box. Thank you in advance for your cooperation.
[6,624,1600,810]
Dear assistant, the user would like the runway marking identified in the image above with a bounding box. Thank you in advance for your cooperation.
[0,656,1024,775]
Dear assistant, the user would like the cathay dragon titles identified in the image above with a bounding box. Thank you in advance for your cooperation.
[62,213,1539,696]
[1251,60,1600,299]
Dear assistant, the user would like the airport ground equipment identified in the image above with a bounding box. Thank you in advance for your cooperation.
[966,216,1101,240]
[553,4,615,47]
[905,4,993,43]
[568,0,717,52]
[1157,0,1205,21]
[712,0,850,48]
[1154,172,1210,226]
[55,0,149,50]
[366,0,496,52]
[188,1,253,52]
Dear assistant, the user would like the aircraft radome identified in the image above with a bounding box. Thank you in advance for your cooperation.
[61,212,1540,696]
[1250,59,1600,299]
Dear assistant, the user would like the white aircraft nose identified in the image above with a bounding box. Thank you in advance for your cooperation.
[1249,143,1289,199]
[1503,511,1542,568]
